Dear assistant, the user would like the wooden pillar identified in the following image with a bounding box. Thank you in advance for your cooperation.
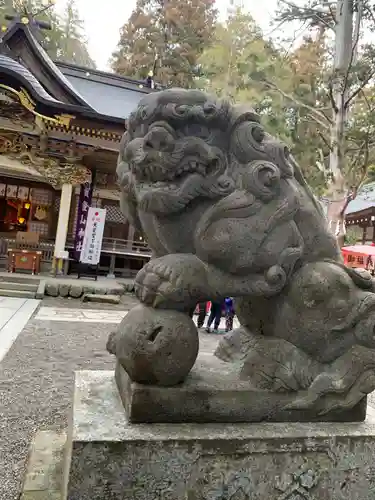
[49,190,56,239]
[107,254,116,279]
[362,225,367,245]
[127,225,135,249]
[53,184,72,275]
[371,216,375,244]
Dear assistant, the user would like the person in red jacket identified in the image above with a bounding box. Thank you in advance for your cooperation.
[188,302,207,328]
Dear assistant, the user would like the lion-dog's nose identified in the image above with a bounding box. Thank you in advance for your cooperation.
[143,128,172,152]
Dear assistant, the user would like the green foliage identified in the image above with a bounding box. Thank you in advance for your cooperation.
[111,0,217,87]
[344,230,359,246]
[365,165,375,183]
[57,0,95,68]
[197,7,328,193]
[0,0,15,28]
[274,0,375,201]
[107,0,375,201]
[197,8,291,139]
[282,33,330,194]
[0,0,95,67]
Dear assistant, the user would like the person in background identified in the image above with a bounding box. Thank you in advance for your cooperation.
[224,297,235,332]
[206,300,223,333]
[188,302,207,328]
[196,302,207,328]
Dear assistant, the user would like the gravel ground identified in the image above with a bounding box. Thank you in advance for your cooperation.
[0,296,220,500]
[4,295,374,500]
[0,295,140,500]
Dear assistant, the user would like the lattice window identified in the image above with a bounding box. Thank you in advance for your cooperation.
[92,198,102,208]
[103,205,126,223]
[31,188,52,206]
[54,196,60,213]
[29,221,49,236]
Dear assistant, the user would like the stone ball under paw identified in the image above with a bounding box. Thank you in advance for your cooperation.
[107,304,199,386]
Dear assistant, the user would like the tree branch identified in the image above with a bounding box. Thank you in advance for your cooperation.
[327,2,336,23]
[262,79,331,129]
[316,147,329,174]
[277,0,336,30]
[318,129,332,151]
[346,70,375,108]
[351,159,369,200]
[363,2,375,27]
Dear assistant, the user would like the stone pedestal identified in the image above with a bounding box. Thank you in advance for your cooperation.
[65,370,375,500]
[115,355,366,423]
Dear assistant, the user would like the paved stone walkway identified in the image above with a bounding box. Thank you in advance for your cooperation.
[35,306,127,323]
[0,297,134,500]
[0,297,39,363]
[0,296,221,500]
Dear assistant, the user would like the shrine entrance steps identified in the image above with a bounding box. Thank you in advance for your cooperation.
[0,275,45,299]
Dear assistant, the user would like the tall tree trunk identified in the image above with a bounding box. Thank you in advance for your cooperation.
[327,0,356,247]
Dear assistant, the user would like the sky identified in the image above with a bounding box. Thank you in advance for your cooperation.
[55,0,280,71]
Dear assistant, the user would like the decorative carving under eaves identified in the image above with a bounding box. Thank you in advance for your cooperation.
[0,100,34,129]
[0,132,22,154]
[95,172,117,188]
[0,131,91,188]
[0,84,75,128]
[17,150,91,189]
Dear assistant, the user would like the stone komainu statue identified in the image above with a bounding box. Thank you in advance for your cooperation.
[108,88,375,420]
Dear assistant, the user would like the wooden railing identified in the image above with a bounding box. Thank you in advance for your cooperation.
[0,238,7,257]
[0,235,152,275]
[0,236,54,263]
[65,237,152,257]
[102,237,151,255]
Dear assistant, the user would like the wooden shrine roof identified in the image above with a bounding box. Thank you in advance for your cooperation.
[0,53,125,127]
[345,182,375,220]
[55,62,155,120]
[0,20,155,125]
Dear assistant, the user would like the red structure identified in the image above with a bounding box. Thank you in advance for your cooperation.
[342,244,375,271]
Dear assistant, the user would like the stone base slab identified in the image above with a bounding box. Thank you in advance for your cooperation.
[115,354,366,423]
[65,370,375,500]
[22,430,66,500]
[82,293,121,304]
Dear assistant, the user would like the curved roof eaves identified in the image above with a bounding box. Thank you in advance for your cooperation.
[1,22,94,109]
[25,27,94,109]
[0,53,127,126]
[0,53,60,103]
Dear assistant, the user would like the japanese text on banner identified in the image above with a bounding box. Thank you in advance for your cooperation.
[80,207,106,265]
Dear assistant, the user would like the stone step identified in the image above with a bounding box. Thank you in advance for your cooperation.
[82,293,121,304]
[0,275,39,285]
[0,281,38,292]
[21,430,67,500]
[0,288,36,299]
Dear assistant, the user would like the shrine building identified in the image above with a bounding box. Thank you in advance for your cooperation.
[345,182,375,245]
[0,16,153,277]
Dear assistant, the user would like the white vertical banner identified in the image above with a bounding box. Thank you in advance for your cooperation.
[80,207,106,265]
